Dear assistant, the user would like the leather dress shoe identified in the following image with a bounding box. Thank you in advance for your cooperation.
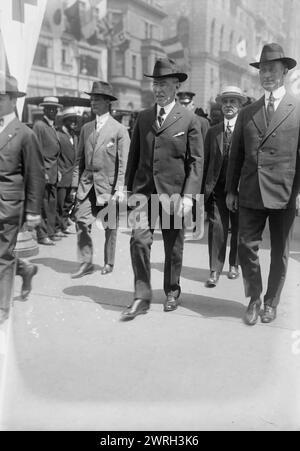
[0,308,9,324]
[261,305,277,323]
[71,263,94,279]
[228,265,239,279]
[205,271,220,288]
[38,237,55,246]
[121,299,150,320]
[163,294,180,312]
[101,264,113,275]
[55,231,67,238]
[50,235,62,241]
[244,298,262,326]
[21,264,38,300]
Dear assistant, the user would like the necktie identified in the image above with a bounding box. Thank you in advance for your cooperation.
[225,122,232,139]
[267,92,275,124]
[157,107,165,127]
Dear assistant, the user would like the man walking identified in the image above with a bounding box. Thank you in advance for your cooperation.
[226,43,300,325]
[71,81,130,278]
[33,96,62,245]
[203,86,247,287]
[121,58,203,320]
[0,75,44,323]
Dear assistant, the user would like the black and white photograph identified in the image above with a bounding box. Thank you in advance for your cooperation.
[0,0,300,433]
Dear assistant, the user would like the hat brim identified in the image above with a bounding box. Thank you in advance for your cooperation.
[250,57,297,70]
[215,93,248,105]
[62,113,80,119]
[39,102,63,108]
[5,90,26,98]
[144,73,188,82]
[84,92,118,101]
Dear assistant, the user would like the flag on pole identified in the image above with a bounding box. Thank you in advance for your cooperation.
[161,35,185,61]
[0,0,47,114]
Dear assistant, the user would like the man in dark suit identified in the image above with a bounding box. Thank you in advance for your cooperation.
[71,81,130,278]
[33,96,62,245]
[177,91,210,140]
[0,75,45,323]
[226,43,300,325]
[203,86,247,287]
[121,58,203,320]
[56,107,79,236]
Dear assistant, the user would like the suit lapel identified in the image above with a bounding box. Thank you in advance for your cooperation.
[252,96,267,135]
[156,103,182,133]
[0,118,21,152]
[150,106,159,134]
[215,123,224,155]
[262,93,296,143]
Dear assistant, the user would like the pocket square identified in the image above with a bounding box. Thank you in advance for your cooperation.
[106,141,115,148]
[173,132,185,137]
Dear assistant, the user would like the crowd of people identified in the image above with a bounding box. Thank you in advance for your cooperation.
[0,42,299,327]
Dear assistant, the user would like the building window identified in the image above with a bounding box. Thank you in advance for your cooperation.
[210,68,214,89]
[220,25,224,52]
[142,56,148,74]
[132,55,137,79]
[33,43,49,68]
[115,49,125,76]
[144,21,153,39]
[80,55,98,77]
[229,30,234,52]
[210,19,215,53]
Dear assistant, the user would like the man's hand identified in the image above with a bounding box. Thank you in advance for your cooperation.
[226,193,239,212]
[70,188,77,203]
[112,188,126,203]
[26,214,41,231]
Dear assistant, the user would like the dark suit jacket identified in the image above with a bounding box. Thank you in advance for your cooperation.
[33,117,61,185]
[202,122,225,202]
[72,115,130,205]
[57,128,78,188]
[125,103,203,199]
[226,93,300,209]
[0,117,45,223]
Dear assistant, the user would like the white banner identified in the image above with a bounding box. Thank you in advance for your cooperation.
[0,0,47,114]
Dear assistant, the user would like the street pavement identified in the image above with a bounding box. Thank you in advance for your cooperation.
[0,216,300,431]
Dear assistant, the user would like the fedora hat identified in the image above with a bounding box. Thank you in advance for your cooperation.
[144,58,188,82]
[85,81,117,101]
[39,96,63,108]
[216,86,248,105]
[0,74,26,97]
[177,91,195,103]
[250,43,297,70]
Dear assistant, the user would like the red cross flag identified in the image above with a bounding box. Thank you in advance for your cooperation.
[0,0,47,114]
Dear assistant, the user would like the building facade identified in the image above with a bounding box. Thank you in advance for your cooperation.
[161,0,300,112]
[27,0,107,100]
[107,0,166,110]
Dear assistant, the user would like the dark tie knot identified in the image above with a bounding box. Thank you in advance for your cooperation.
[159,107,165,116]
[0,117,4,126]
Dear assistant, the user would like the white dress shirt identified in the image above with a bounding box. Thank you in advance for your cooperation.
[96,112,110,131]
[264,85,286,112]
[0,112,16,134]
[156,100,176,126]
[223,115,238,132]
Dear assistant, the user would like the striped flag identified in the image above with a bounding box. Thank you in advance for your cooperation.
[161,35,185,61]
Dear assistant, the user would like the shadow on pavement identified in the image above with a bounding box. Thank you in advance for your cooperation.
[151,262,210,284]
[30,258,101,274]
[63,285,244,320]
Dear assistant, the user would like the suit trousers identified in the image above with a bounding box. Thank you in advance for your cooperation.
[130,200,184,301]
[37,183,57,240]
[0,221,20,309]
[56,187,73,232]
[75,187,118,266]
[238,206,296,307]
[207,190,239,273]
